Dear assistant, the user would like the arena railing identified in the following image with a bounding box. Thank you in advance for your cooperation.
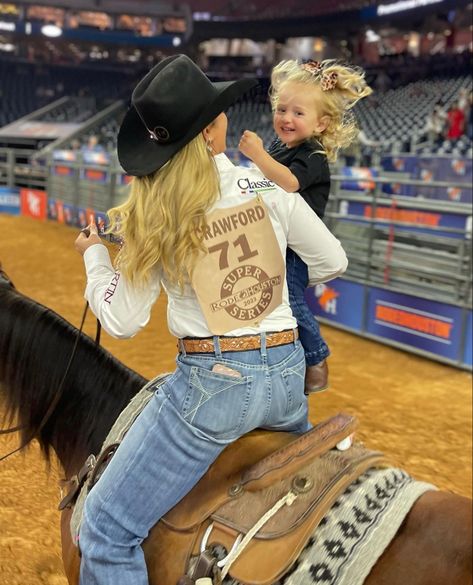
[320,172,471,370]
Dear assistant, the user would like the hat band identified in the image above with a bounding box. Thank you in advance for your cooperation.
[134,105,170,143]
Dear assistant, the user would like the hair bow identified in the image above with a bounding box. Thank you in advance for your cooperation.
[301,60,323,75]
[320,71,338,92]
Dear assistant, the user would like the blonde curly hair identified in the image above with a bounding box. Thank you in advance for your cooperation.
[269,59,372,162]
[107,132,220,290]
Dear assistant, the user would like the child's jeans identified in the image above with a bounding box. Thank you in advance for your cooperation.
[286,248,330,367]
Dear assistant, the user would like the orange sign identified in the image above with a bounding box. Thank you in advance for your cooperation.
[20,188,47,220]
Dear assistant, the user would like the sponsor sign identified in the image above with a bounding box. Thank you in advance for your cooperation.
[53,165,75,177]
[0,187,20,215]
[48,199,58,220]
[77,207,88,228]
[344,201,468,238]
[340,167,377,191]
[119,174,133,186]
[20,188,47,220]
[80,167,110,183]
[63,204,78,226]
[464,311,472,367]
[305,278,365,331]
[56,200,65,223]
[366,288,462,361]
[381,156,472,203]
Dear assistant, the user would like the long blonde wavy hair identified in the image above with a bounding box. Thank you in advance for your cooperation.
[269,59,372,162]
[107,133,219,289]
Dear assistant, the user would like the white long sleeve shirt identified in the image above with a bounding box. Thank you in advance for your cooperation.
[83,154,347,339]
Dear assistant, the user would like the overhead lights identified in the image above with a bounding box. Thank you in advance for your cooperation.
[41,24,63,38]
[0,41,14,51]
[366,29,381,42]
[0,20,15,31]
[172,36,181,47]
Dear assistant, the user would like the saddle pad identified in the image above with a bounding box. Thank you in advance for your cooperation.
[221,468,436,585]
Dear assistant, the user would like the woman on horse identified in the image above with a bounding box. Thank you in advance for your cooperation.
[74,54,348,585]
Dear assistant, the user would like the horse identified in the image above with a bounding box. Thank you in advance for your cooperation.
[0,264,471,585]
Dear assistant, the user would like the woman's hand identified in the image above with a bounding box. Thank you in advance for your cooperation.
[239,130,264,162]
[74,222,103,256]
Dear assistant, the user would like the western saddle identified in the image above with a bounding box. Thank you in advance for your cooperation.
[147,413,384,584]
[63,413,385,585]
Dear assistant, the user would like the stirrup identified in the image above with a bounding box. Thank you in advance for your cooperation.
[200,522,243,568]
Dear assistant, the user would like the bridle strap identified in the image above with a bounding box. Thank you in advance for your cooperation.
[0,424,24,435]
[0,302,101,462]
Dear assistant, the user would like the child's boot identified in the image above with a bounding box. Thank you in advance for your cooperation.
[304,359,329,394]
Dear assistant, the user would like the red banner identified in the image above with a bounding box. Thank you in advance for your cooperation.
[20,188,47,220]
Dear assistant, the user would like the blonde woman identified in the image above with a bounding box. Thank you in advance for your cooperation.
[239,59,372,394]
[74,55,348,585]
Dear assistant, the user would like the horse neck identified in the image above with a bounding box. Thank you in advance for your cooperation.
[0,286,147,476]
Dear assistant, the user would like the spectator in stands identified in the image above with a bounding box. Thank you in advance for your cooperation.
[73,54,347,585]
[422,103,446,147]
[81,134,105,153]
[445,101,465,141]
[457,88,470,113]
[239,58,371,393]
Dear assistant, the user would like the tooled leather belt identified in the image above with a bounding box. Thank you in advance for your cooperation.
[179,328,299,354]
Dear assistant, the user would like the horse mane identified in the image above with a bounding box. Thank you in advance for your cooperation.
[0,278,147,471]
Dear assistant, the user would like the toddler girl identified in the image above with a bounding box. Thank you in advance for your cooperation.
[239,59,372,393]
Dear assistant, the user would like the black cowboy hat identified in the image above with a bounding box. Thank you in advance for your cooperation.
[117,54,258,176]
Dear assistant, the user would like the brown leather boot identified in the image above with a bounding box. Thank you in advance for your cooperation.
[304,360,329,394]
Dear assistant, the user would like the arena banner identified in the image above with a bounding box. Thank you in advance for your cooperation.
[305,278,365,332]
[0,187,20,215]
[63,204,79,226]
[52,164,75,177]
[416,158,472,204]
[463,310,472,367]
[77,208,88,229]
[340,166,378,191]
[80,167,110,183]
[344,201,469,239]
[56,200,65,223]
[48,199,58,220]
[119,174,133,186]
[381,155,419,175]
[20,188,47,220]
[366,287,463,362]
[381,155,472,203]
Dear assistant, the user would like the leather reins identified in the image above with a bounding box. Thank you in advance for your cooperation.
[0,302,101,462]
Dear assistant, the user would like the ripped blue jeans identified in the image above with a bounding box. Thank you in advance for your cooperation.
[79,334,309,585]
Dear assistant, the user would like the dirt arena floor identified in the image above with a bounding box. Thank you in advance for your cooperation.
[0,214,471,585]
